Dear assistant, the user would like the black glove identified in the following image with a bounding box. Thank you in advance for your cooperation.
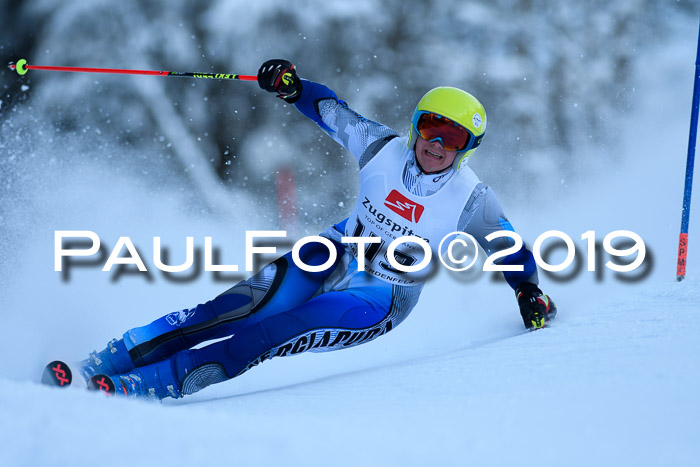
[515,282,557,330]
[257,59,302,103]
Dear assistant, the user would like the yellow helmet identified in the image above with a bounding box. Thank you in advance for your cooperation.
[408,86,487,170]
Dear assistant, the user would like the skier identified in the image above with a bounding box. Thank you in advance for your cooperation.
[80,59,556,399]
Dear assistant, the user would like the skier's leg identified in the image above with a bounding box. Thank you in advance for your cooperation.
[80,239,345,379]
[110,279,421,399]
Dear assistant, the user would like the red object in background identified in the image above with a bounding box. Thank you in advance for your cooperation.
[275,167,298,232]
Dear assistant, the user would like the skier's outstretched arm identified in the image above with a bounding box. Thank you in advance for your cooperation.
[460,186,556,329]
[257,59,398,167]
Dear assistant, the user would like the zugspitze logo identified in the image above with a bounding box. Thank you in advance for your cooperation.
[384,190,425,223]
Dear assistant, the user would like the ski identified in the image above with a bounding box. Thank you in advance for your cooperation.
[41,360,116,395]
[87,374,117,395]
[41,360,73,388]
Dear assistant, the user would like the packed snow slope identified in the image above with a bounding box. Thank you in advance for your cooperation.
[1,22,700,467]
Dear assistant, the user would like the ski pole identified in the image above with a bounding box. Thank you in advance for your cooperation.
[8,58,257,81]
[676,20,700,281]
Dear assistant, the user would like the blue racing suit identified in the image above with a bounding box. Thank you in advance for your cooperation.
[106,80,539,399]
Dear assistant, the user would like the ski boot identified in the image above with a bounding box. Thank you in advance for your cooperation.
[80,338,136,382]
[516,282,557,330]
[111,359,183,400]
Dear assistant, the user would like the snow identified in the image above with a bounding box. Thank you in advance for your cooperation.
[1,9,700,467]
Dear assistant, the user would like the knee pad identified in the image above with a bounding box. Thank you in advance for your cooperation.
[181,363,228,395]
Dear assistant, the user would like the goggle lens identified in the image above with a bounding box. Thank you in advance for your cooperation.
[415,112,472,152]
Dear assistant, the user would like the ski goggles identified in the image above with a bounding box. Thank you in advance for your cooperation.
[412,111,482,152]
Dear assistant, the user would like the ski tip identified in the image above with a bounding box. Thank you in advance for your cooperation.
[88,374,117,396]
[41,360,73,388]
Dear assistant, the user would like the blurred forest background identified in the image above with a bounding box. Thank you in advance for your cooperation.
[1,0,698,235]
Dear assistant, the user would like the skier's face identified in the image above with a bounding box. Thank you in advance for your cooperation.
[414,136,458,173]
